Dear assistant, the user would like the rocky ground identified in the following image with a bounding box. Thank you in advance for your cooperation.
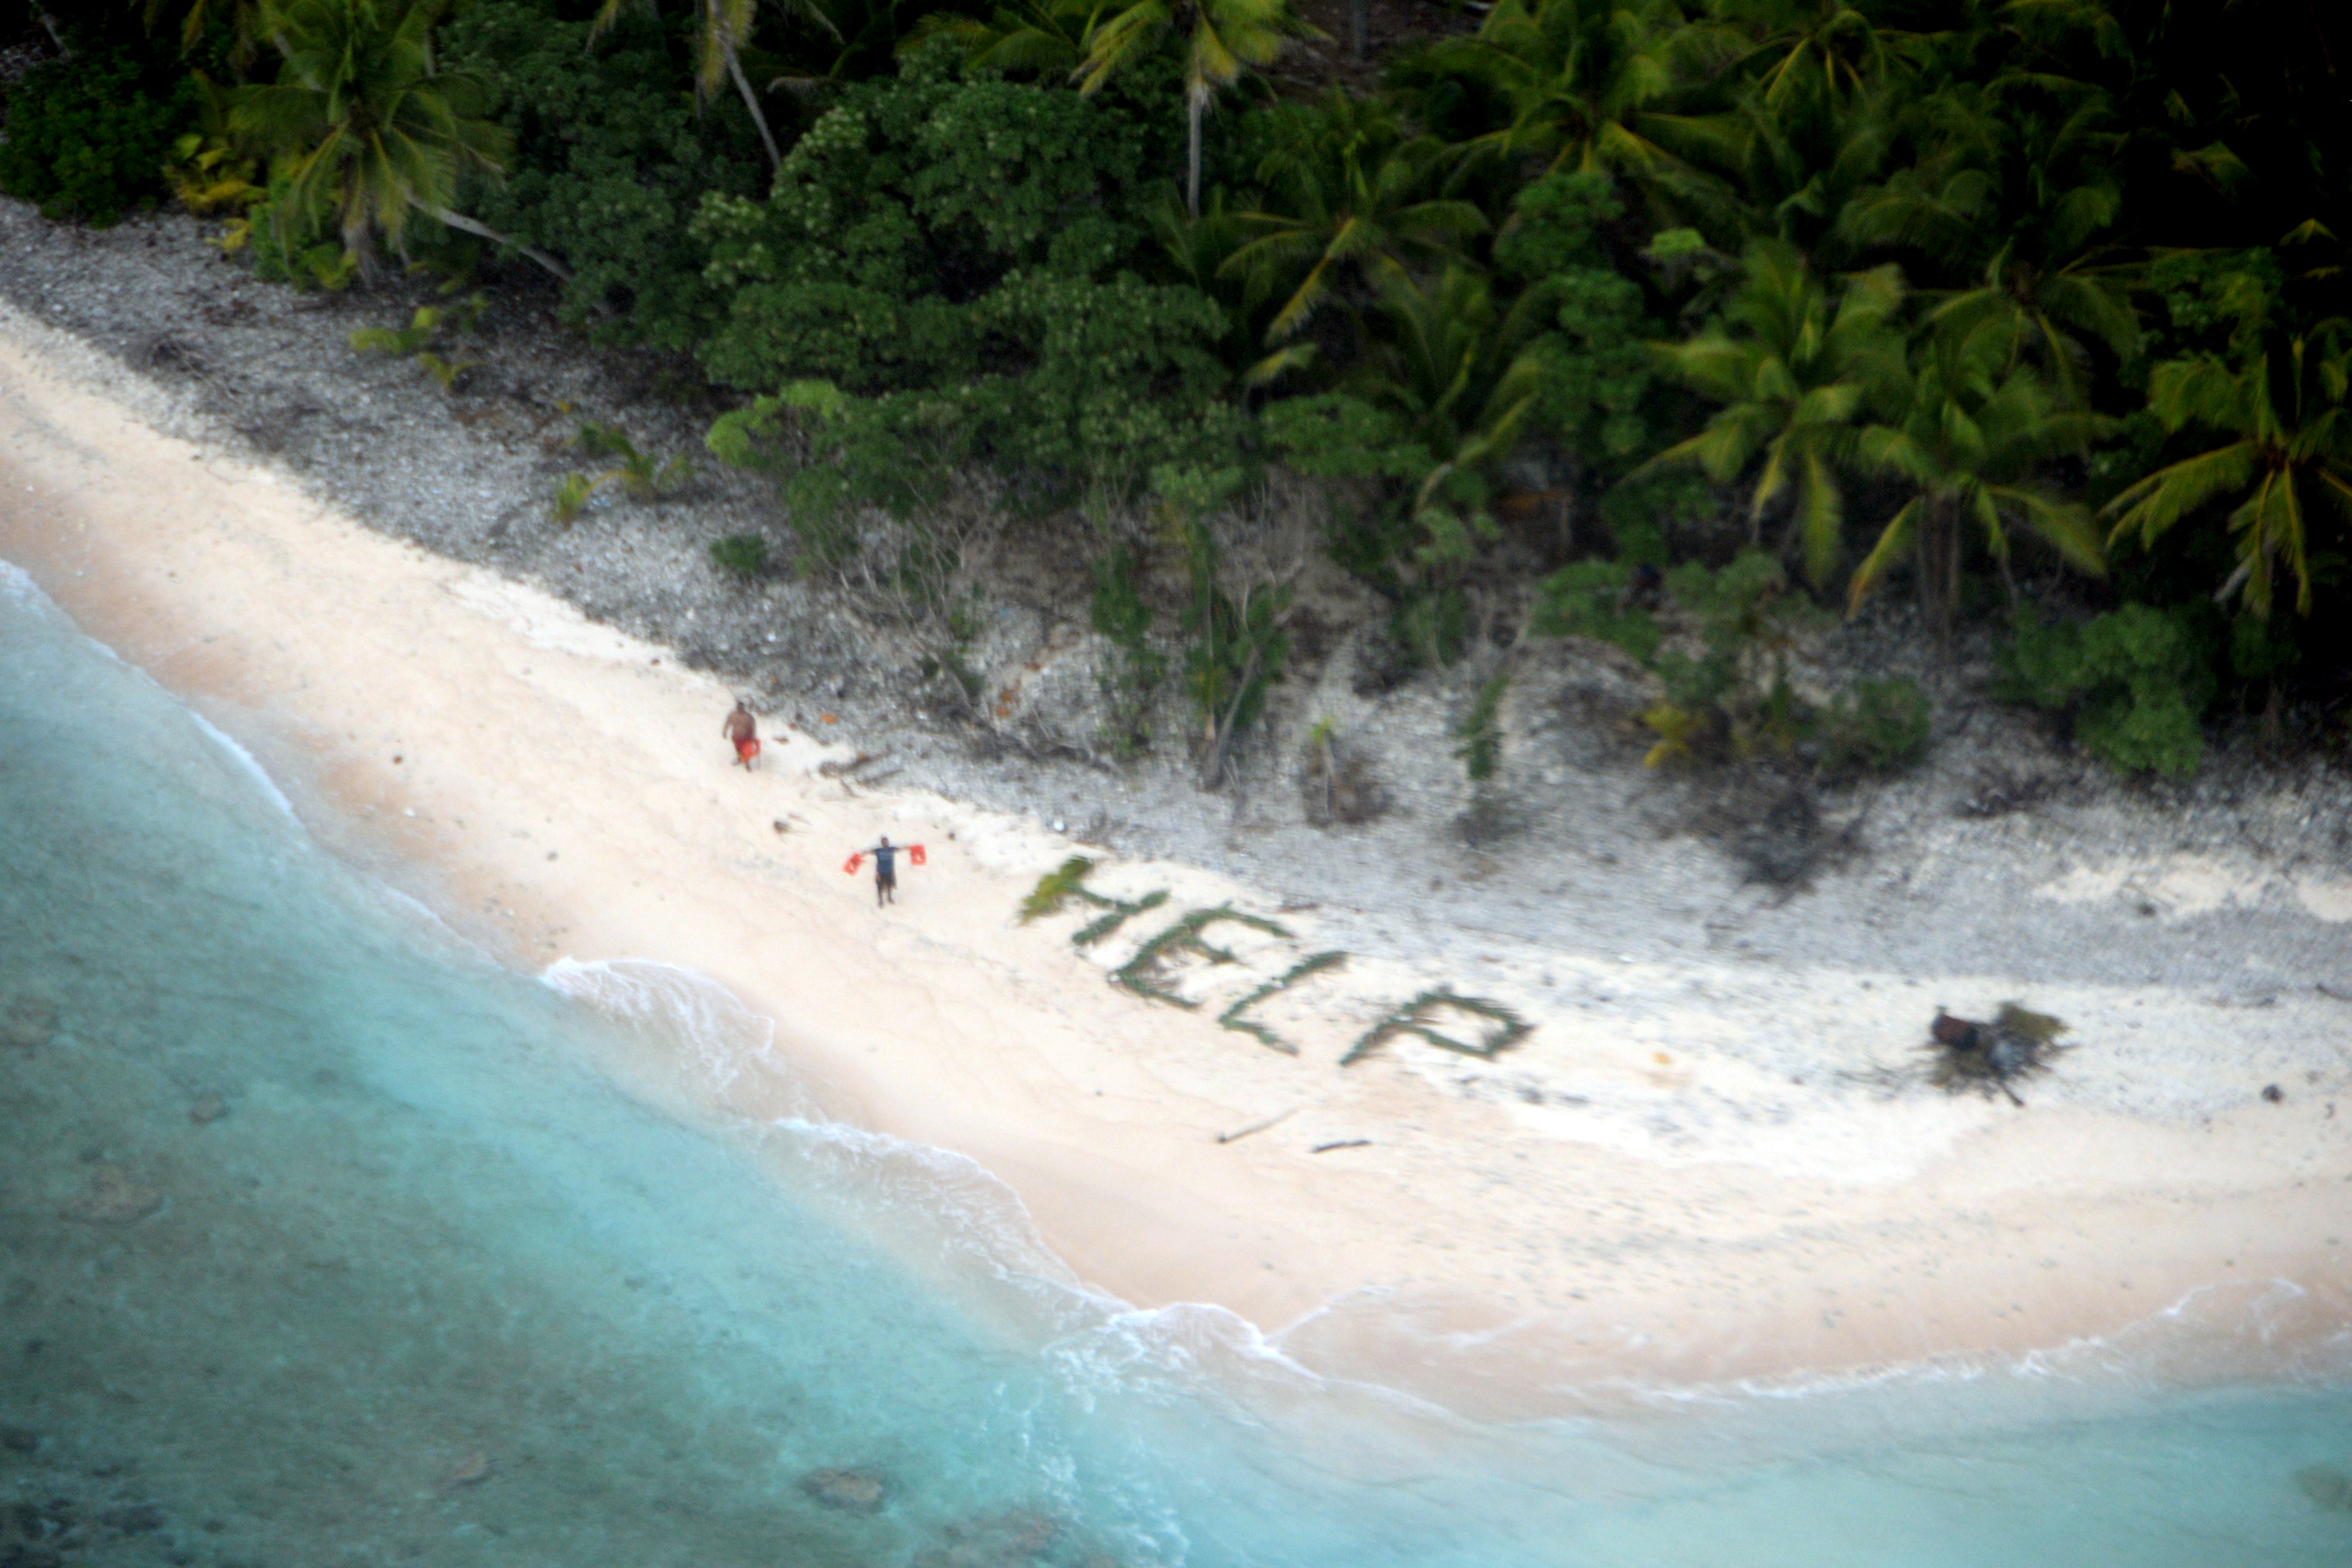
[5,198,2350,1006]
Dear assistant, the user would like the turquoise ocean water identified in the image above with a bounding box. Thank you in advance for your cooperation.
[4,558,2349,1567]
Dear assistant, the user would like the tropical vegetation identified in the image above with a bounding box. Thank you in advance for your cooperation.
[2,0,2347,779]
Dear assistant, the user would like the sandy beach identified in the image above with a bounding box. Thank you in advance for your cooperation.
[3,296,2348,1419]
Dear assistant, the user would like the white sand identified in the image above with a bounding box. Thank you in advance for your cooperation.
[3,301,2347,1419]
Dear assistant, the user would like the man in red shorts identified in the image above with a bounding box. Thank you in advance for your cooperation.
[722,700,761,770]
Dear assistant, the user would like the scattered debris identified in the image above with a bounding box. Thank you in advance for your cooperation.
[1953,767,2062,819]
[802,1468,886,1514]
[1343,991,1532,1067]
[188,1094,229,1125]
[1926,1003,2068,1106]
[2317,983,2352,1004]
[1310,1139,1372,1154]
[1217,951,1347,1054]
[1215,1108,1297,1145]
[2262,1083,2284,1103]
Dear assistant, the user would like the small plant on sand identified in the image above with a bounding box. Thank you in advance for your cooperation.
[1217,951,1347,1055]
[350,307,442,358]
[350,302,482,393]
[1817,676,1932,776]
[551,423,692,522]
[575,423,693,499]
[1300,718,1386,826]
[1114,906,1291,1006]
[1342,990,1530,1067]
[709,534,769,581]
[1638,699,1706,768]
[550,473,598,525]
[1454,671,1510,783]
[166,133,264,222]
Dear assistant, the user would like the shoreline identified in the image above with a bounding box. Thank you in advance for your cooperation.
[4,297,2350,1419]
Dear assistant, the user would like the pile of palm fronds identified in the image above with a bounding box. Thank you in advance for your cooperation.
[1926,1003,2068,1105]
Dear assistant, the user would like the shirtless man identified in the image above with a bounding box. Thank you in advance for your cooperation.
[722,700,760,770]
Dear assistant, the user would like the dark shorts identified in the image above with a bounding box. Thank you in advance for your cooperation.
[877,869,896,887]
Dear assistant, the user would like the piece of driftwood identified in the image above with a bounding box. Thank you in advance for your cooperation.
[814,751,883,779]
[1215,1108,1297,1145]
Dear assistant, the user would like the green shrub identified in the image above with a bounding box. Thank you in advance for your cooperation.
[1526,559,1663,663]
[1492,172,1659,477]
[1998,605,2213,777]
[1818,676,1932,774]
[439,0,767,346]
[1652,552,1809,752]
[0,53,195,225]
[692,62,1233,518]
[709,535,769,580]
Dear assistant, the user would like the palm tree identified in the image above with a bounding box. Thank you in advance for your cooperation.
[1219,94,1489,345]
[591,0,835,171]
[1355,265,1549,520]
[1403,0,1734,194]
[1641,238,1904,584]
[902,0,1100,76]
[2103,326,2352,617]
[1849,316,2109,638]
[235,0,568,284]
[138,0,266,69]
[1684,76,1891,256]
[1838,82,2137,407]
[1074,0,1318,215]
[1722,0,1912,121]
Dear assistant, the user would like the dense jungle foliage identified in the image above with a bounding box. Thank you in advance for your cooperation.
[4,0,2348,778]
